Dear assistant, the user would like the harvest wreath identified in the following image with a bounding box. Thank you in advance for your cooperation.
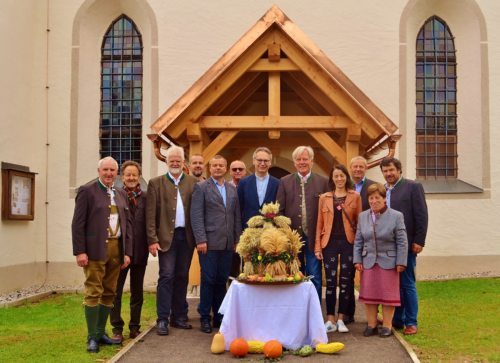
[236,202,306,283]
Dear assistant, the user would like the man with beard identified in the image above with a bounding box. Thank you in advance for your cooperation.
[146,146,198,336]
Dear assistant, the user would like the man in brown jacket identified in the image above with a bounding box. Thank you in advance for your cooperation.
[277,146,329,300]
[146,146,198,336]
[72,156,132,353]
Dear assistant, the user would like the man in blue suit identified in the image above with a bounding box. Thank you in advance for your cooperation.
[380,157,428,336]
[237,147,280,228]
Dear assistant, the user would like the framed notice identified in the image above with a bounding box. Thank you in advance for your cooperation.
[2,167,36,221]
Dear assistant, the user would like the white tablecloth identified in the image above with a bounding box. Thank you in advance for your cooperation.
[219,280,327,350]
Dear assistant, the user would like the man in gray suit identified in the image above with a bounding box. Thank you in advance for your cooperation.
[146,146,198,336]
[190,155,242,333]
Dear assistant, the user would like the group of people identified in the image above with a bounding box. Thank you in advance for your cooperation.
[72,145,427,353]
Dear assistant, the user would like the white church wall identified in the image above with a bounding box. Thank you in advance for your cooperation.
[1,0,499,293]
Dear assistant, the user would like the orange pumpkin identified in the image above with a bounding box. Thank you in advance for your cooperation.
[263,340,282,359]
[229,337,249,358]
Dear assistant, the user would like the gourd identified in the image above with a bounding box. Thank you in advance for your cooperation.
[315,342,345,354]
[263,340,283,359]
[247,340,266,353]
[210,332,225,354]
[229,337,249,358]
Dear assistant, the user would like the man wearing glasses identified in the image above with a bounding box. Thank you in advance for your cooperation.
[228,160,247,187]
[237,147,280,228]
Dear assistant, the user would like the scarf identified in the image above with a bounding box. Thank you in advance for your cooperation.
[124,184,142,208]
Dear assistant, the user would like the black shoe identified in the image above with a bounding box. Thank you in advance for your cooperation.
[379,327,392,337]
[343,315,355,325]
[200,320,212,334]
[212,320,221,329]
[157,320,169,335]
[170,320,193,329]
[363,326,378,337]
[87,338,99,353]
[392,323,404,330]
[98,333,122,345]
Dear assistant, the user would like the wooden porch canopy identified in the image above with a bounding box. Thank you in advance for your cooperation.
[149,5,399,173]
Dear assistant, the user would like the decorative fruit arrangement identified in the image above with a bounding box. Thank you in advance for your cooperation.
[210,336,345,358]
[236,202,304,280]
[229,337,249,358]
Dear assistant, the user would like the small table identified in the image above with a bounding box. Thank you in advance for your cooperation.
[219,280,327,350]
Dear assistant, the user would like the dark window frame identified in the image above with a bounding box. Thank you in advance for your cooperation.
[100,15,143,167]
[416,16,457,179]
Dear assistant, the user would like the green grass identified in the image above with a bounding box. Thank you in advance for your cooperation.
[0,292,157,363]
[406,278,500,363]
[0,279,499,362]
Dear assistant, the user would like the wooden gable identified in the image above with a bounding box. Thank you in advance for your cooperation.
[149,5,399,172]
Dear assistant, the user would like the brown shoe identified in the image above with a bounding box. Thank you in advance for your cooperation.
[129,330,141,339]
[404,325,418,335]
[112,333,124,343]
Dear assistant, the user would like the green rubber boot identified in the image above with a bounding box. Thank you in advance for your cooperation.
[84,305,99,353]
[97,304,122,345]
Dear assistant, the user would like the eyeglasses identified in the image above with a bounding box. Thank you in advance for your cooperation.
[231,168,244,172]
[255,159,271,164]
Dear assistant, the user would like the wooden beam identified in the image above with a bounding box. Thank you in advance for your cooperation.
[269,72,280,116]
[202,131,239,163]
[187,122,202,141]
[308,130,347,164]
[346,141,359,166]
[249,59,299,72]
[346,125,361,142]
[189,140,204,156]
[199,116,352,130]
[268,43,281,62]
[268,130,281,139]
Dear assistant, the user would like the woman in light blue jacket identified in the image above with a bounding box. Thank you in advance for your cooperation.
[353,183,408,338]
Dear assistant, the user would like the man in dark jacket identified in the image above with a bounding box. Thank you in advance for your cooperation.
[381,157,428,336]
[110,160,149,341]
[72,156,132,353]
[276,146,329,300]
[146,146,198,336]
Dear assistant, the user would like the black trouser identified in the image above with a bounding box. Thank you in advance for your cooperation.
[110,263,147,334]
[322,238,354,316]
[156,228,193,322]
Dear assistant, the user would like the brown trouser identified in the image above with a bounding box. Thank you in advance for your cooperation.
[83,238,121,307]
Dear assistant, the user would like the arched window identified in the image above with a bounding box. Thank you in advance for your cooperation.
[416,16,457,179]
[100,15,143,166]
